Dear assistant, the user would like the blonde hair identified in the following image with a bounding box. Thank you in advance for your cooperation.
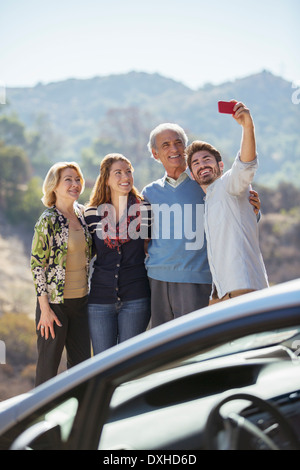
[42,162,85,208]
[87,153,142,207]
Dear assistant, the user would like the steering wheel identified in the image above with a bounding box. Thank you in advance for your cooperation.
[205,392,299,450]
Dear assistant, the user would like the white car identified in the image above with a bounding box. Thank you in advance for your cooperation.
[1,279,300,451]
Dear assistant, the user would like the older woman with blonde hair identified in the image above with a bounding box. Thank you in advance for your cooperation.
[31,162,92,385]
[84,153,151,354]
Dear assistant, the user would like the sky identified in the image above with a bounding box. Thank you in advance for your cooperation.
[1,0,299,90]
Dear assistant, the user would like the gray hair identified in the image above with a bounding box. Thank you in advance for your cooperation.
[147,123,189,156]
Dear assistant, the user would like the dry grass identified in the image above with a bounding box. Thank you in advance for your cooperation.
[0,233,37,400]
[0,234,36,316]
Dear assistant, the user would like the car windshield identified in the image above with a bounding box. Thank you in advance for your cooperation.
[108,326,300,412]
[183,327,300,365]
[111,326,300,396]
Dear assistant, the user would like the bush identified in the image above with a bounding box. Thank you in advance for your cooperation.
[0,312,36,371]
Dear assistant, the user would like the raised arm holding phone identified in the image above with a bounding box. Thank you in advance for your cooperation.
[187,100,268,303]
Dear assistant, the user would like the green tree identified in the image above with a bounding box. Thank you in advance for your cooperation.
[0,143,31,185]
[0,114,27,147]
[0,143,32,208]
[81,138,122,179]
[5,176,44,229]
[0,313,36,371]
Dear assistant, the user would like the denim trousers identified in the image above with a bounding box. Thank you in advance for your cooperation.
[88,297,151,355]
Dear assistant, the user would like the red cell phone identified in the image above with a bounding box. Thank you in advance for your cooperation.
[218,101,236,114]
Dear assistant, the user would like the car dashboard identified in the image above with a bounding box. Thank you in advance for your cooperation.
[99,344,300,450]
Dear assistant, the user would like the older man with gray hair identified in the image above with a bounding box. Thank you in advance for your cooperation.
[142,122,260,327]
[142,123,211,327]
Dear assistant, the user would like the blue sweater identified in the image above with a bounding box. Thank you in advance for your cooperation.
[142,171,212,284]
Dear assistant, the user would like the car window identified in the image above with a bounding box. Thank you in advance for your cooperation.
[44,397,78,441]
[98,325,300,450]
[1,381,88,451]
[182,327,300,364]
[107,326,300,410]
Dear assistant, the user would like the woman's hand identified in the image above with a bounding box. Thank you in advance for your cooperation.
[37,296,62,340]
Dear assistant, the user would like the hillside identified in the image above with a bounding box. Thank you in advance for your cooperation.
[4,70,300,188]
[0,212,35,316]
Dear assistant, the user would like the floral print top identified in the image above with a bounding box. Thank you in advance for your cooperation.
[30,204,92,304]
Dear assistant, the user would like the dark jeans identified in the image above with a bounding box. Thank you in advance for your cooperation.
[149,278,211,328]
[35,296,91,386]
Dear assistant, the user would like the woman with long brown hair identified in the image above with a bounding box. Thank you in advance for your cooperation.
[84,154,151,354]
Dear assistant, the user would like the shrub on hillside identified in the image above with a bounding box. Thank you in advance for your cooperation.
[0,312,36,371]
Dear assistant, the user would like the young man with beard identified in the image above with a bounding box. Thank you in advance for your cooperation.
[187,100,268,304]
